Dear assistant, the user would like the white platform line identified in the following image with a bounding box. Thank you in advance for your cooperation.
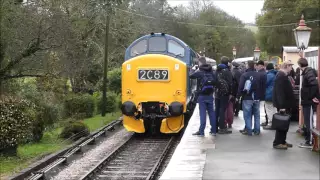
[159,104,215,180]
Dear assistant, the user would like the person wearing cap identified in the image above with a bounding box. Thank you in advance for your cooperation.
[272,60,295,149]
[189,56,217,137]
[261,63,278,128]
[231,61,242,117]
[215,56,233,134]
[297,58,320,149]
[256,60,267,129]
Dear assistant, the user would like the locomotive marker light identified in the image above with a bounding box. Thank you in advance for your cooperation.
[232,46,237,60]
[293,14,312,133]
[253,45,261,62]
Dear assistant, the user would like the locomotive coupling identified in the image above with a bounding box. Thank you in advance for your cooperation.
[121,101,137,116]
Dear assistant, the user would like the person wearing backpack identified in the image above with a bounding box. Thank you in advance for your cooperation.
[215,56,233,134]
[237,60,261,136]
[189,56,217,137]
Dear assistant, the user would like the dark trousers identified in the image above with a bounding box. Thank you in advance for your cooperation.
[302,105,313,144]
[234,99,240,115]
[215,95,229,130]
[273,129,288,146]
[273,109,290,146]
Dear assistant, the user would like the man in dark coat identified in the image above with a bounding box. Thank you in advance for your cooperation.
[215,56,233,134]
[189,56,217,137]
[256,60,267,124]
[231,61,242,117]
[297,58,320,148]
[272,61,296,149]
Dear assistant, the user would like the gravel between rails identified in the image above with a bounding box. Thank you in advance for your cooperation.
[50,128,133,180]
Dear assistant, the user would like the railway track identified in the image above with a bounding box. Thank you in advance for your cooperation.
[80,135,177,180]
[14,119,123,180]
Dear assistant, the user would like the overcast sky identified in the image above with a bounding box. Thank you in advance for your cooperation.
[167,0,264,24]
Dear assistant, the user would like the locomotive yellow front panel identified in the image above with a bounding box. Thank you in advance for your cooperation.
[122,54,187,133]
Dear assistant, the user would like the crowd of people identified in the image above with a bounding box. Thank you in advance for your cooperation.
[189,56,320,150]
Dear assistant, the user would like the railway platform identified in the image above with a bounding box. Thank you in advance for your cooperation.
[160,104,320,180]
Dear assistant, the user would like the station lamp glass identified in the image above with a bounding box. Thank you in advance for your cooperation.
[293,14,312,50]
[232,46,237,57]
[253,46,261,61]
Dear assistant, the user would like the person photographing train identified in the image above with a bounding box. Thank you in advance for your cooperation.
[189,56,217,137]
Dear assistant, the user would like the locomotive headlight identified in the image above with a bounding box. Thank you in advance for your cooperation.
[169,101,183,117]
[121,101,137,116]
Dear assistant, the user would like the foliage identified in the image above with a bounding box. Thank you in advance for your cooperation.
[256,0,320,55]
[0,112,117,176]
[0,96,37,154]
[97,91,118,114]
[59,120,90,141]
[259,51,269,61]
[64,94,95,119]
[107,68,122,94]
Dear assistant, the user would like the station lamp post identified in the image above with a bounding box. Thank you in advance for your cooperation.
[293,14,312,134]
[232,46,237,60]
[253,45,261,62]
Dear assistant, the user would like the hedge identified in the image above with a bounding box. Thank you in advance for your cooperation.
[64,94,95,119]
[59,120,90,141]
[97,91,119,114]
[0,96,37,154]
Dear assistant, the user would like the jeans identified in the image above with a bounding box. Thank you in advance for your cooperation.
[198,95,216,135]
[215,95,229,130]
[302,105,314,144]
[242,100,260,134]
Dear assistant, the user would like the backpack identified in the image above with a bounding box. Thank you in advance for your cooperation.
[200,72,215,94]
[216,69,229,96]
[243,76,253,94]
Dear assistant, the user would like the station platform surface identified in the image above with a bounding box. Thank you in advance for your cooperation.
[160,104,320,180]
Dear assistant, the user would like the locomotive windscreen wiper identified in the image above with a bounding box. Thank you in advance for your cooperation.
[174,53,183,57]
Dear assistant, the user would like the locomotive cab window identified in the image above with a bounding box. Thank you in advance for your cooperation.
[148,37,166,52]
[168,40,185,57]
[130,39,147,56]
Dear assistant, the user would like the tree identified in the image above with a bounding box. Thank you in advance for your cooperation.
[256,0,319,55]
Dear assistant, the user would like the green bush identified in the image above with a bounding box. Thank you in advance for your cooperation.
[97,91,118,114]
[59,120,90,141]
[108,68,122,94]
[0,96,37,154]
[64,94,95,119]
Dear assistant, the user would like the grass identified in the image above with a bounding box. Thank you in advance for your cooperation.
[0,112,120,179]
[83,112,121,132]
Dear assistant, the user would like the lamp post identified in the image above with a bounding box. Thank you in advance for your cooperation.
[253,45,261,62]
[232,46,237,60]
[293,14,312,134]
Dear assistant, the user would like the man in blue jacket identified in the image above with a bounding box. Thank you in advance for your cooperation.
[237,60,262,136]
[262,63,278,128]
[256,60,267,125]
[189,56,217,137]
